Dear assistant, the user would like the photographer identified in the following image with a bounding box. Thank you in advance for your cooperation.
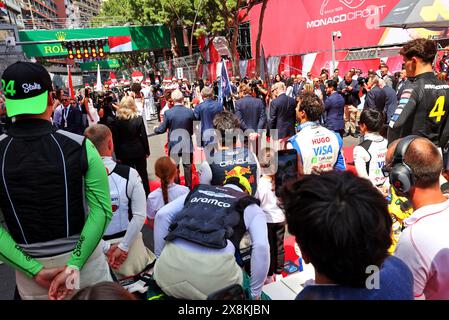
[98,91,117,128]
[248,74,268,106]
[338,72,361,137]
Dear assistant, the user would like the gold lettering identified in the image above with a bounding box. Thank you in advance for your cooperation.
[44,46,53,54]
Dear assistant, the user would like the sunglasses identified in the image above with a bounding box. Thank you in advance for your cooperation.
[62,99,69,101]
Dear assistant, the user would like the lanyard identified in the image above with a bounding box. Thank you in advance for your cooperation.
[62,107,70,127]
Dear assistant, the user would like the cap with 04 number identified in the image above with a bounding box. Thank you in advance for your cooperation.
[1,61,53,117]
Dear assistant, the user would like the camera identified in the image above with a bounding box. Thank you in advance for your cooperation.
[249,80,262,88]
[332,31,342,39]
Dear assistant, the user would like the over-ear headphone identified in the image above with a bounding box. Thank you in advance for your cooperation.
[390,135,419,196]
[443,142,449,172]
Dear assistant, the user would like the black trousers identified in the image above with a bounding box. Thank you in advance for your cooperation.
[121,157,150,196]
[267,222,286,276]
[170,152,193,190]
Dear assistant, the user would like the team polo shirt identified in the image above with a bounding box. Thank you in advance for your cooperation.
[394,197,449,300]
[288,122,346,174]
[353,133,388,186]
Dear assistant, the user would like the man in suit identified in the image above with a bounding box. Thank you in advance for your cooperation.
[292,75,303,98]
[194,87,223,148]
[338,73,360,137]
[154,89,195,189]
[380,63,395,88]
[57,95,83,135]
[324,80,345,137]
[379,79,398,124]
[364,76,387,115]
[313,78,327,102]
[396,67,410,102]
[269,82,297,140]
[235,83,267,154]
[235,83,267,133]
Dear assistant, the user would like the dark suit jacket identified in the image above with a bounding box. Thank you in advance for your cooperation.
[364,86,387,113]
[384,85,398,124]
[235,95,267,132]
[155,104,195,153]
[60,106,83,135]
[324,92,345,131]
[194,98,223,138]
[337,79,360,106]
[269,93,296,139]
[112,116,150,161]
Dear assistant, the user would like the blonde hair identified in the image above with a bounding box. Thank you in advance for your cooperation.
[303,83,314,93]
[117,96,139,120]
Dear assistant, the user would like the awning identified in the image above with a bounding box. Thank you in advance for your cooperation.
[380,0,449,29]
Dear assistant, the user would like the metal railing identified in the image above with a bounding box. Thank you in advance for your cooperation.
[156,53,202,82]
[21,16,143,30]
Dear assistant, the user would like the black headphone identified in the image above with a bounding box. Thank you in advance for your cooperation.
[443,142,449,172]
[390,135,419,196]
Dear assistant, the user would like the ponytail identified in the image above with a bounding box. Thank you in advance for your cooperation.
[155,156,178,205]
[161,178,169,205]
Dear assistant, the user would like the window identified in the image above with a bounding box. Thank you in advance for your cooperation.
[237,22,252,60]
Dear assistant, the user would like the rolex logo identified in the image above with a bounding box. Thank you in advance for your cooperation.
[56,31,67,41]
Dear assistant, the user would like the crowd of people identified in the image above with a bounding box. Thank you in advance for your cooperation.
[0,38,449,301]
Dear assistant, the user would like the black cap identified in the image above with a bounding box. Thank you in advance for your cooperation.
[1,61,53,117]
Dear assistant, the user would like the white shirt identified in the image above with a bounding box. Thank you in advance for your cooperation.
[255,176,285,223]
[394,197,449,300]
[314,87,323,100]
[154,184,270,298]
[102,157,146,252]
[146,183,190,219]
[353,133,388,187]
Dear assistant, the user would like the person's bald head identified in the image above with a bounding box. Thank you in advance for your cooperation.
[171,89,184,104]
[387,137,442,188]
[84,124,113,156]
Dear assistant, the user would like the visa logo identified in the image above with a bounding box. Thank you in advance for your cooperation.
[378,161,385,168]
[313,145,333,156]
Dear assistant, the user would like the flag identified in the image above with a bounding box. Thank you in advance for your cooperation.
[218,59,232,104]
[260,45,269,82]
[67,65,75,98]
[0,1,7,16]
[108,36,132,53]
[96,64,103,92]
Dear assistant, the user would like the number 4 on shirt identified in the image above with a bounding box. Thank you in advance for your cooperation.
[429,96,446,123]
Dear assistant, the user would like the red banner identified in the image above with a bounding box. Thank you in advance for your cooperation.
[248,0,447,58]
[67,65,75,98]
[337,58,381,75]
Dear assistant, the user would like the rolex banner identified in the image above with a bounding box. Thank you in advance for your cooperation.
[18,26,170,58]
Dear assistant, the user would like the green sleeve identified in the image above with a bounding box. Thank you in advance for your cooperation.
[66,139,112,270]
[0,227,43,277]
